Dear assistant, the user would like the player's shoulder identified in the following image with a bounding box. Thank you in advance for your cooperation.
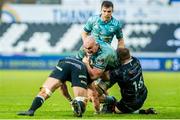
[132,56,140,64]
[111,17,124,28]
[88,15,100,22]
[129,57,142,70]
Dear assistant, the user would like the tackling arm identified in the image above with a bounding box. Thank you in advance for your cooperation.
[118,38,125,48]
[88,83,101,113]
[81,30,89,44]
[82,56,104,80]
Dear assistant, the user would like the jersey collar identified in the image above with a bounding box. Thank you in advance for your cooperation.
[99,14,113,24]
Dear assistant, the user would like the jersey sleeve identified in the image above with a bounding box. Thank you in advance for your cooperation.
[108,66,123,88]
[93,54,108,70]
[75,46,85,61]
[115,21,124,40]
[83,16,94,33]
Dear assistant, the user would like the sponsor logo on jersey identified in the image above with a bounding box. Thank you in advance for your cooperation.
[96,58,104,65]
[109,27,115,32]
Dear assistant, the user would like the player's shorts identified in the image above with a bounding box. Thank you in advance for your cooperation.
[49,57,88,89]
[115,87,148,113]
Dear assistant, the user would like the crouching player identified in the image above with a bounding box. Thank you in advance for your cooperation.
[95,48,157,114]
[17,57,88,117]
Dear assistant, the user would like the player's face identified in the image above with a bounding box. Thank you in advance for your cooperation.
[101,6,113,22]
[84,44,98,56]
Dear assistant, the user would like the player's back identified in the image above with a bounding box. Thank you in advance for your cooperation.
[111,57,147,102]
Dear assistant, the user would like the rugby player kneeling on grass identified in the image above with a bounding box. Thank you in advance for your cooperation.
[94,48,157,114]
[17,57,89,117]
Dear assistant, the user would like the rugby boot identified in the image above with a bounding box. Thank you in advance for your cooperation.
[71,100,82,117]
[139,108,157,114]
[17,110,34,116]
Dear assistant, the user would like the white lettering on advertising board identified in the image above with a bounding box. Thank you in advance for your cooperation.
[2,4,180,23]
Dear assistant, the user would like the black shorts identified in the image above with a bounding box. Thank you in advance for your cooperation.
[49,57,88,89]
[116,87,148,113]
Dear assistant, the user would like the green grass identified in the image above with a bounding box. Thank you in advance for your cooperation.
[0,70,180,119]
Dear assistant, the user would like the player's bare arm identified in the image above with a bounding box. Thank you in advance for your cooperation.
[81,30,89,44]
[118,38,125,48]
[88,83,100,113]
[82,56,104,80]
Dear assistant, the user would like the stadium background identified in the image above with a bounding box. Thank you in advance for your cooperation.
[0,0,180,71]
[0,0,180,119]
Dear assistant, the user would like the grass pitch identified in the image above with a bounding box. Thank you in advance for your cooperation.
[0,70,180,119]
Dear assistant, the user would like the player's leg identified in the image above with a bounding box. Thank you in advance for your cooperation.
[17,77,62,116]
[87,82,101,114]
[138,108,157,114]
[93,79,116,113]
[69,60,89,117]
[114,93,147,114]
[135,87,156,114]
[115,99,135,113]
[72,86,88,117]
[115,87,156,114]
[100,95,116,113]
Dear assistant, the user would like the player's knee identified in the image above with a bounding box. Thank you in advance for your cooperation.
[75,96,88,104]
[104,96,116,104]
[39,87,53,99]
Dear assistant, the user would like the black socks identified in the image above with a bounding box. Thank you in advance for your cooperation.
[28,96,44,112]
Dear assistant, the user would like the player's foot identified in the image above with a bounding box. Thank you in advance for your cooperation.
[100,96,116,114]
[145,108,157,114]
[94,111,100,115]
[139,108,157,114]
[71,100,82,117]
[17,110,34,116]
[100,103,115,114]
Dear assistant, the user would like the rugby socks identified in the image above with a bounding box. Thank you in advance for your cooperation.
[28,96,45,112]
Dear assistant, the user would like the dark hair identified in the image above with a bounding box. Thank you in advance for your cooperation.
[101,1,114,10]
[116,48,131,61]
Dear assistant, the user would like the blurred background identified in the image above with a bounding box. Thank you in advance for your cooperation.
[0,0,180,71]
